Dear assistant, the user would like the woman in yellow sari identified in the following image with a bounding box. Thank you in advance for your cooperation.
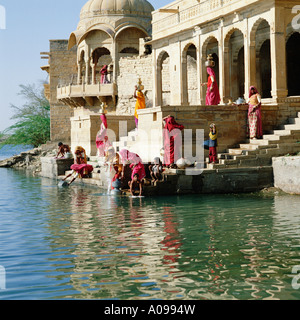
[134,84,146,129]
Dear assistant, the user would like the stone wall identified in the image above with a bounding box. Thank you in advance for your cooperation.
[134,104,300,163]
[116,55,153,115]
[48,40,77,143]
[71,114,135,156]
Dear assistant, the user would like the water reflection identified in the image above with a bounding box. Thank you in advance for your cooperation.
[1,169,300,300]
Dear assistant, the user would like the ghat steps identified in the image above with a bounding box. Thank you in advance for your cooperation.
[207,112,300,169]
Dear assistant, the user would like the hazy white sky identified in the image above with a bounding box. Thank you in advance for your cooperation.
[0,0,170,132]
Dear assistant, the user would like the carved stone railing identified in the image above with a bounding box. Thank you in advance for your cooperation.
[152,0,255,36]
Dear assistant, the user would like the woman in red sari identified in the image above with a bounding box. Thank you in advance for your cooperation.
[163,115,184,167]
[247,86,262,139]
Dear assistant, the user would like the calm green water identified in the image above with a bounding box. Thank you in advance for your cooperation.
[0,168,300,300]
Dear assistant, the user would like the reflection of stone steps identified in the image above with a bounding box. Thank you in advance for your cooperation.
[206,113,300,170]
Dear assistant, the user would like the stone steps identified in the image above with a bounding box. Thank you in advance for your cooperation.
[113,130,137,152]
[206,112,300,169]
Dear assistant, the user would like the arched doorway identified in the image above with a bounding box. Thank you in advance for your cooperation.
[237,47,245,98]
[157,51,170,106]
[182,44,198,105]
[259,40,271,98]
[253,19,271,98]
[91,47,112,84]
[78,50,85,84]
[225,29,244,101]
[202,37,219,104]
[286,32,300,96]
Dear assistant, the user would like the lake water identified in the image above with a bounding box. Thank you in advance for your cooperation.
[0,145,33,161]
[0,148,300,300]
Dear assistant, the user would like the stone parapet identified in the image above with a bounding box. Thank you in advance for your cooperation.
[273,156,300,195]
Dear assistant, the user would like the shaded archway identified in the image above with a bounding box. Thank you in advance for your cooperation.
[202,36,219,103]
[225,29,244,101]
[120,47,139,56]
[157,51,170,106]
[91,47,112,84]
[254,19,271,98]
[259,40,271,98]
[237,47,245,98]
[286,32,300,96]
[77,50,86,84]
[182,44,198,105]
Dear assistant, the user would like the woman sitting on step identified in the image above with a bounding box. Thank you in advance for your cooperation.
[62,146,93,185]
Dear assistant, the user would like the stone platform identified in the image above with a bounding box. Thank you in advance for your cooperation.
[55,165,274,196]
[41,157,74,179]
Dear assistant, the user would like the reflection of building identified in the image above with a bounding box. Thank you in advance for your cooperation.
[41,0,300,160]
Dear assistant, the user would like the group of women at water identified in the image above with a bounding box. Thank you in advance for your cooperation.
[61,60,263,187]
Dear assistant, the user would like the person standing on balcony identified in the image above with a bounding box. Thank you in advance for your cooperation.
[133,79,146,130]
[100,65,109,84]
[201,54,220,106]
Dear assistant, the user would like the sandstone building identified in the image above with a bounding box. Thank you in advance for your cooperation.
[41,0,300,162]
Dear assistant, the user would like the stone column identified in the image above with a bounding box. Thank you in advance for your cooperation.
[112,41,118,83]
[77,62,81,85]
[244,19,251,100]
[270,6,288,100]
[85,59,90,85]
[181,54,188,105]
[91,62,96,85]
[156,64,163,107]
[223,41,230,102]
[152,48,159,107]
[171,42,182,105]
[249,41,257,90]
[196,39,202,105]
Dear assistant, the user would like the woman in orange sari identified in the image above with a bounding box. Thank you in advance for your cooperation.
[134,84,146,129]
[247,86,262,139]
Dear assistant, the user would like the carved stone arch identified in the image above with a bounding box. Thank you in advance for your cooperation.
[202,35,218,56]
[250,18,271,43]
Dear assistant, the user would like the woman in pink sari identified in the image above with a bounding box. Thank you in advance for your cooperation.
[96,113,111,157]
[201,54,220,106]
[247,86,262,139]
[163,115,184,167]
[118,149,146,180]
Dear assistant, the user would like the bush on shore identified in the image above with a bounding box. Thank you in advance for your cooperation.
[0,84,50,148]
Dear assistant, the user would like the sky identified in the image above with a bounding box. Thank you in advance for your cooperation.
[0,0,170,132]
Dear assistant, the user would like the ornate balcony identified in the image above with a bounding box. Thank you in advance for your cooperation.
[57,74,118,107]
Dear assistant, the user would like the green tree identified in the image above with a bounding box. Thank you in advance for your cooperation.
[1,84,50,148]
